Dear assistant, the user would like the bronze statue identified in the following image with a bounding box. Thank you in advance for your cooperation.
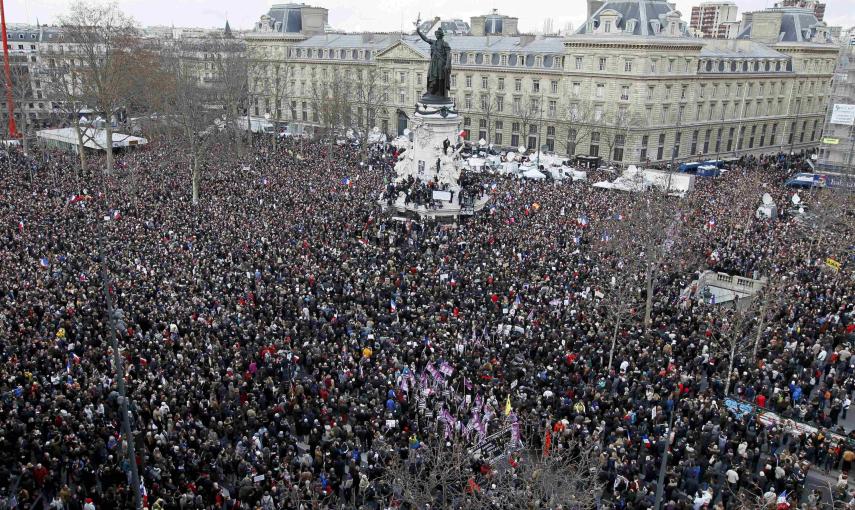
[415,15,451,101]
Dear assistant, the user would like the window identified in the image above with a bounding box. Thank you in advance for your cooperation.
[494,133,503,145]
[575,56,583,70]
[715,128,722,153]
[661,105,669,124]
[482,76,488,89]
[604,21,612,33]
[624,60,633,72]
[383,71,389,83]
[647,86,655,100]
[620,85,629,101]
[533,80,540,93]
[400,90,406,103]
[759,124,767,146]
[511,134,519,147]
[703,129,711,154]
[595,83,604,99]
[480,96,487,110]
[657,133,665,160]
[613,134,625,162]
[569,103,579,120]
[664,86,671,101]
[548,100,557,117]
[748,125,756,149]
[727,127,735,152]
[650,60,657,73]
[594,105,603,121]
[496,96,504,112]
[495,120,503,131]
[464,96,472,110]
[690,130,699,155]
[498,77,505,91]
[599,57,607,71]
[512,122,520,133]
[501,55,508,66]
[399,72,406,83]
[464,117,471,127]
[640,135,649,161]
[466,75,472,88]
[590,132,600,157]
[551,81,558,94]
[479,119,487,142]
[572,82,581,97]
[673,131,682,158]
[451,75,457,88]
[681,85,688,100]
[567,128,578,155]
[513,96,522,112]
[515,78,522,92]
[699,84,705,98]
[668,59,674,73]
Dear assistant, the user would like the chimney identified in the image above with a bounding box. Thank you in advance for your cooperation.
[519,34,535,46]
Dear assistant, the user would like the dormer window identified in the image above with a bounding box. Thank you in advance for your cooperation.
[604,21,612,33]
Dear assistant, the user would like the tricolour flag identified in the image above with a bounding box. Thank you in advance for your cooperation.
[390,298,397,313]
[39,257,50,268]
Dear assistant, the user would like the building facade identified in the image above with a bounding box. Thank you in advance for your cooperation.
[776,0,825,22]
[244,0,839,166]
[689,2,740,39]
[817,32,855,172]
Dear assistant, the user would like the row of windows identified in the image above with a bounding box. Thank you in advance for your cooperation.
[698,58,792,74]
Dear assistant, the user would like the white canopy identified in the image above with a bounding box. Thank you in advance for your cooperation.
[522,168,546,180]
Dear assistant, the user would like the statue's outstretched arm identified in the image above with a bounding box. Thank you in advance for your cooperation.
[416,26,434,44]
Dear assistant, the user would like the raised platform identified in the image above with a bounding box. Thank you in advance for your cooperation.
[379,193,489,222]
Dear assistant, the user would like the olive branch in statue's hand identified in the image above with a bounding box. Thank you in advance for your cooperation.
[414,13,421,28]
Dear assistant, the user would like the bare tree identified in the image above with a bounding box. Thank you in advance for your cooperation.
[209,36,249,157]
[565,100,597,157]
[59,0,138,175]
[311,68,352,164]
[377,421,601,509]
[351,66,387,157]
[0,66,35,154]
[478,91,500,146]
[705,295,764,396]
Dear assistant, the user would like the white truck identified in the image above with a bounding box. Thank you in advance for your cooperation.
[235,116,275,135]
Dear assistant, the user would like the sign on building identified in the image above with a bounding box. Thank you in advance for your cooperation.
[822,137,840,145]
[830,104,855,126]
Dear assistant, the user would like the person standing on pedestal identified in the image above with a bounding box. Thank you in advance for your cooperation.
[416,16,451,100]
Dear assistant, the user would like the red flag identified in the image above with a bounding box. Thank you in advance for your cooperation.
[543,423,552,457]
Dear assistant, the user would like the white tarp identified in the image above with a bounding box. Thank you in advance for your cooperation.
[37,127,148,151]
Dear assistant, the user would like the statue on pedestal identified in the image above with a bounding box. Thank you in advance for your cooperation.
[415,15,452,101]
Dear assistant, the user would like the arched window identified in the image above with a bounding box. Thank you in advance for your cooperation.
[475,53,483,65]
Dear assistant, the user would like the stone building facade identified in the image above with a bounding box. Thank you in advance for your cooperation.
[245,1,839,165]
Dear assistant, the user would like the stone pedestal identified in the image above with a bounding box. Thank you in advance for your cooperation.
[382,96,488,221]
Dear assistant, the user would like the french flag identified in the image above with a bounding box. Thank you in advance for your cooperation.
[577,215,588,227]
[642,435,652,448]
[17,220,23,233]
[614,212,623,221]
[341,177,351,186]
[390,298,397,313]
[458,130,467,139]
[708,217,716,228]
[39,257,50,268]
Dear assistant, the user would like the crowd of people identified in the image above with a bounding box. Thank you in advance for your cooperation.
[0,135,852,510]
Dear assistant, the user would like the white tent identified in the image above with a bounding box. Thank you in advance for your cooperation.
[522,168,546,180]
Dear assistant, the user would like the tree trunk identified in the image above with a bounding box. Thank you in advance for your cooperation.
[724,341,736,396]
[233,104,243,157]
[753,288,770,359]
[105,120,114,175]
[73,123,88,179]
[608,315,622,374]
[643,260,654,331]
[192,156,200,205]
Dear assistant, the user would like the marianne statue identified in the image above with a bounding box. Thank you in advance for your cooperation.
[415,15,452,101]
